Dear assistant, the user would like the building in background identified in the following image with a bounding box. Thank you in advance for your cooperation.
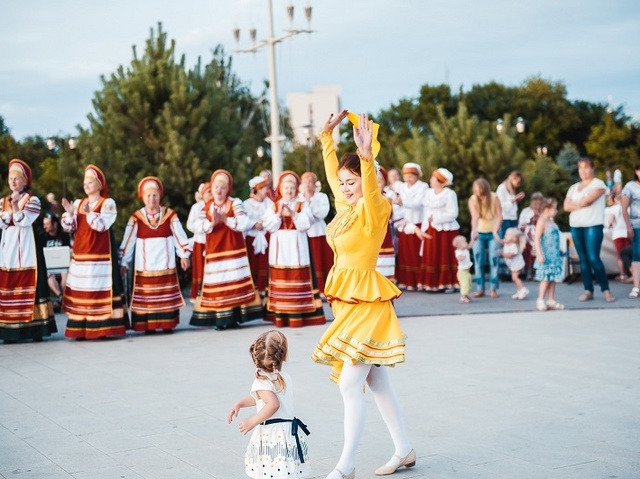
[287,86,341,148]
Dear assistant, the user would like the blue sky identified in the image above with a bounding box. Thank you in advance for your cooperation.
[1,0,639,141]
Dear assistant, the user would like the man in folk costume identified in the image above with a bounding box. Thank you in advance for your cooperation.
[243,176,274,296]
[0,159,57,343]
[262,171,326,328]
[190,169,263,329]
[394,162,429,290]
[186,182,212,303]
[119,177,191,334]
[61,165,129,339]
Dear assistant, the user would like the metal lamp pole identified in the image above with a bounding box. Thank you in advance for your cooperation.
[234,0,314,181]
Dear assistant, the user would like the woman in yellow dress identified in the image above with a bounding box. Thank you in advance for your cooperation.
[312,111,415,479]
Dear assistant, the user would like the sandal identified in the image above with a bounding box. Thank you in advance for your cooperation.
[630,287,640,299]
[460,296,471,304]
[471,290,485,298]
[536,299,548,311]
[578,291,593,302]
[547,300,565,310]
[603,290,616,302]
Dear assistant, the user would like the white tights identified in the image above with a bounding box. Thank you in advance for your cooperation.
[329,361,411,477]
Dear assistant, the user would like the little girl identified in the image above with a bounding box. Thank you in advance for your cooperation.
[534,198,565,311]
[500,227,529,300]
[228,330,310,478]
[453,235,473,303]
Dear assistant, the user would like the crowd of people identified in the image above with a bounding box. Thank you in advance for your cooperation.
[1,148,639,344]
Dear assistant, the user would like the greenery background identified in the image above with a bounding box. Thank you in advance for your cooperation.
[1,23,638,239]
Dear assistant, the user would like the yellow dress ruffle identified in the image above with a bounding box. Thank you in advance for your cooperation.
[311,130,406,383]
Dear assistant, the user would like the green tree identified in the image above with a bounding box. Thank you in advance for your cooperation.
[75,23,266,234]
[556,142,581,181]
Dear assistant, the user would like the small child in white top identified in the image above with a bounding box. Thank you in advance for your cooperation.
[499,227,529,300]
[453,235,473,303]
[228,330,310,478]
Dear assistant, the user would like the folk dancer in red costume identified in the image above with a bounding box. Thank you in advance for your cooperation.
[119,177,191,334]
[300,171,334,298]
[243,176,274,297]
[0,159,57,343]
[263,171,326,328]
[186,182,212,303]
[394,162,428,291]
[190,170,263,329]
[375,166,396,281]
[61,165,129,339]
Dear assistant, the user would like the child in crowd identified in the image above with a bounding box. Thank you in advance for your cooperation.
[606,192,631,281]
[534,198,565,311]
[499,227,529,300]
[453,235,473,303]
[228,330,310,478]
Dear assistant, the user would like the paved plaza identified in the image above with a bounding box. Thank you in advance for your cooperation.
[1,279,639,478]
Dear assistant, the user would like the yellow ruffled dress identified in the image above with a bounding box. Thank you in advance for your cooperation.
[311,130,405,384]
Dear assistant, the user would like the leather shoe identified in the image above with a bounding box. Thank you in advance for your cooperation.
[374,449,416,475]
[327,468,355,479]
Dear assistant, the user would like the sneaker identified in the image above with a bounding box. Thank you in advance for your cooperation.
[511,291,520,300]
[517,287,530,300]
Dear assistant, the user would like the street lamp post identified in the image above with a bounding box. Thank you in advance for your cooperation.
[234,0,314,181]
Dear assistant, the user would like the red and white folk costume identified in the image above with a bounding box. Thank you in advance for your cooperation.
[299,171,334,296]
[417,168,459,291]
[0,159,57,342]
[186,183,211,302]
[375,166,396,281]
[190,170,262,329]
[119,177,191,332]
[61,165,128,339]
[394,163,428,290]
[243,176,274,294]
[263,171,326,328]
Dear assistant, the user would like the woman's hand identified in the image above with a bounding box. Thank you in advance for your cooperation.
[353,113,373,158]
[62,197,74,215]
[323,110,348,133]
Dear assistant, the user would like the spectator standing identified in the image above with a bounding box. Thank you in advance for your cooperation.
[418,167,459,292]
[41,212,71,311]
[518,192,543,280]
[394,162,428,290]
[621,161,640,298]
[186,183,212,303]
[496,171,525,237]
[61,165,129,339]
[469,178,503,298]
[563,158,614,302]
[300,171,333,297]
[0,159,57,343]
[605,192,631,281]
[534,198,565,311]
[243,176,274,297]
[119,177,191,334]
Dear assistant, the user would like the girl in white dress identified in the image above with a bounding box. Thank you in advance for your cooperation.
[228,330,310,479]
[499,227,529,300]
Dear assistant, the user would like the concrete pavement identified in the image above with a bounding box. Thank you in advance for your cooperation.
[0,277,639,478]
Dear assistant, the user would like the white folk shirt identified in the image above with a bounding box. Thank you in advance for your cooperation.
[396,180,428,233]
[299,191,330,238]
[243,196,274,255]
[186,200,207,245]
[0,194,41,269]
[420,187,460,231]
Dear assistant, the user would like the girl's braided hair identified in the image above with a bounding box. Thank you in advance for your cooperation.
[249,330,288,391]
